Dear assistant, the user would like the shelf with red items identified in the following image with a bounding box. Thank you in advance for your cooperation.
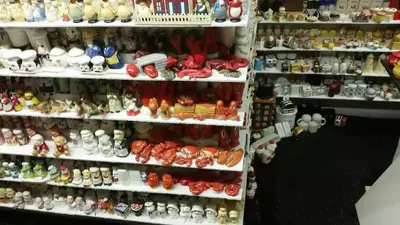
[0,129,247,172]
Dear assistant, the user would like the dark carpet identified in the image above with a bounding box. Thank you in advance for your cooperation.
[246,116,400,225]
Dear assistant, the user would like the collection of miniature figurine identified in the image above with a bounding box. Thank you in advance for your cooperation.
[256,25,400,51]
[255,52,388,76]
[0,114,244,169]
[0,26,249,79]
[272,75,399,100]
[0,0,245,24]
[0,154,242,196]
[258,2,399,23]
[0,183,242,224]
[0,76,244,123]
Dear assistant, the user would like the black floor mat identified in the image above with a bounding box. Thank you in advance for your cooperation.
[251,117,400,225]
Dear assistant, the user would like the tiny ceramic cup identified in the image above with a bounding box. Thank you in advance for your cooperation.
[91,56,106,72]
[308,121,318,133]
[297,114,312,125]
[312,113,326,128]
[298,121,309,131]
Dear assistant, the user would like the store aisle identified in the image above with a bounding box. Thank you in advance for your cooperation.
[252,117,400,225]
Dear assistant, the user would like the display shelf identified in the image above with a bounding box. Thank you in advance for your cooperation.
[256,46,395,53]
[47,179,242,200]
[0,14,249,28]
[0,67,248,83]
[0,171,244,200]
[0,175,50,183]
[278,94,400,102]
[0,109,245,127]
[254,69,390,77]
[0,130,247,172]
[258,19,400,25]
[0,203,244,225]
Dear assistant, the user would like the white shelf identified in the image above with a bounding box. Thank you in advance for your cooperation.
[0,67,248,83]
[279,94,400,102]
[0,169,245,200]
[254,69,390,77]
[0,109,245,127]
[258,19,400,25]
[47,180,242,200]
[0,203,244,225]
[256,46,396,53]
[0,130,246,172]
[0,14,248,28]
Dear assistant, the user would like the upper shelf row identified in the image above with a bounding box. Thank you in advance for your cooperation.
[0,15,249,28]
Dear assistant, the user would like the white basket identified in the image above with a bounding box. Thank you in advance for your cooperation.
[134,13,212,25]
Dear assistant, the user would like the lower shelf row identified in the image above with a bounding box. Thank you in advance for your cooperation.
[0,182,243,225]
[0,156,245,200]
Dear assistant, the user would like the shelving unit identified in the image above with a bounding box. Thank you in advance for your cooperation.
[0,1,253,224]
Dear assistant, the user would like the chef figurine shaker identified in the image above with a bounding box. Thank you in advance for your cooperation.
[100,167,113,186]
[20,50,41,73]
[113,130,129,157]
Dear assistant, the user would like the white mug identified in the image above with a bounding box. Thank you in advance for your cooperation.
[308,121,318,133]
[297,114,312,125]
[312,113,326,128]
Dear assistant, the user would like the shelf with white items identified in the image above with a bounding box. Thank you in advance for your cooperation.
[0,176,243,200]
[0,203,244,225]
[256,46,396,53]
[0,67,249,83]
[277,94,400,102]
[258,19,400,25]
[254,69,390,77]
[0,14,249,28]
[0,109,245,127]
[0,130,247,172]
